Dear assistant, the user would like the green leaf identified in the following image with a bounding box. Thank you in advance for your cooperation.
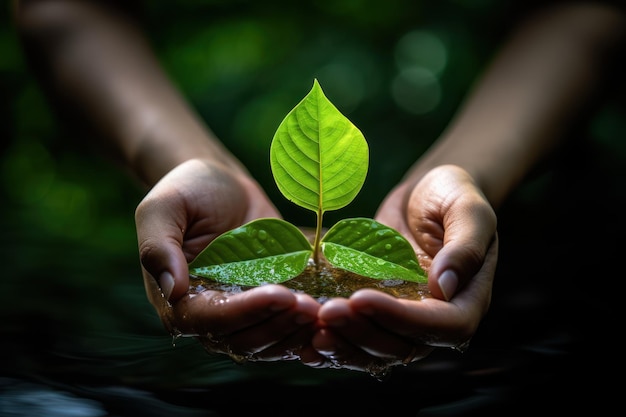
[321,218,427,283]
[270,78,369,213]
[188,218,313,286]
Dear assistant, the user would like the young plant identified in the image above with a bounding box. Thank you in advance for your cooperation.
[188,79,427,286]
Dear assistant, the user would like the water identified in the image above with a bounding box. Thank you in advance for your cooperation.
[0,232,615,416]
[1,147,623,416]
[188,257,431,305]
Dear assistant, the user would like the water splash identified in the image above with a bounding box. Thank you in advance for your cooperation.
[451,338,472,354]
[170,333,182,347]
[366,362,392,381]
[227,348,251,365]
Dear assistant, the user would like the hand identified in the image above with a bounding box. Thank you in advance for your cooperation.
[299,164,498,372]
[147,279,321,362]
[136,159,321,361]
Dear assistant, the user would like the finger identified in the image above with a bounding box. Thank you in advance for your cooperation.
[318,297,433,362]
[135,191,190,301]
[312,327,428,375]
[426,194,496,301]
[170,284,301,336]
[349,288,476,347]
[245,322,317,362]
[428,221,497,302]
[197,319,316,361]
[299,344,333,368]
[312,328,377,372]
[217,293,320,354]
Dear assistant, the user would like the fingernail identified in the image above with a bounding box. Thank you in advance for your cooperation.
[438,270,458,301]
[158,271,175,300]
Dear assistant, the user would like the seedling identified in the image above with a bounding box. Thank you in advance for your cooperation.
[189,79,427,286]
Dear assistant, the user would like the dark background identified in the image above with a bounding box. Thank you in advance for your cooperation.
[1,1,625,415]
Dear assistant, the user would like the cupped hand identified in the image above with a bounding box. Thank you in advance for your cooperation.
[146,278,321,361]
[300,164,498,372]
[135,159,322,361]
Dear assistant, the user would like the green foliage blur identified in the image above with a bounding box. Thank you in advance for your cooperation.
[1,0,625,387]
[0,0,513,278]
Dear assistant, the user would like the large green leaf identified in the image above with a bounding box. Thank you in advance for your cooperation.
[188,218,313,286]
[321,218,427,283]
[270,79,369,213]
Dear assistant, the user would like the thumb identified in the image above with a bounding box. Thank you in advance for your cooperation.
[427,242,481,301]
[427,205,497,301]
[135,200,190,302]
[138,238,190,302]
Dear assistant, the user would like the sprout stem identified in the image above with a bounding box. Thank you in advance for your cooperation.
[313,209,323,267]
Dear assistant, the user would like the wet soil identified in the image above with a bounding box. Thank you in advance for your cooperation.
[189,255,431,303]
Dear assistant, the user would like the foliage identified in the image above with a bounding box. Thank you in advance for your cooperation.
[189,80,426,285]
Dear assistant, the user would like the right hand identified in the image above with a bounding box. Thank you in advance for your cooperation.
[300,165,498,372]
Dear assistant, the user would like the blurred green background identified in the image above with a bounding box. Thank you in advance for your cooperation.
[1,0,625,415]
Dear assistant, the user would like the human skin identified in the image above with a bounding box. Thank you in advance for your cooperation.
[299,2,626,371]
[12,0,320,361]
[13,1,626,370]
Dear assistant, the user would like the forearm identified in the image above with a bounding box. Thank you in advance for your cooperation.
[405,2,625,210]
[13,0,243,187]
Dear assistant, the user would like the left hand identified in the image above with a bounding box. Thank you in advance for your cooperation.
[136,159,321,362]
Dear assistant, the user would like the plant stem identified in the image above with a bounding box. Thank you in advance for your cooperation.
[313,209,323,267]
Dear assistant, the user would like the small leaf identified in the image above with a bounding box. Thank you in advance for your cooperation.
[321,218,427,283]
[188,218,313,286]
[270,79,369,213]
